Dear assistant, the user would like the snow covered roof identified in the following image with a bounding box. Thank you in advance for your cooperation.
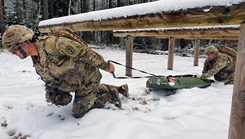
[38,0,245,27]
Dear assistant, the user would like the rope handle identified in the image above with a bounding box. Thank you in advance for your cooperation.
[108,60,159,79]
[108,60,198,79]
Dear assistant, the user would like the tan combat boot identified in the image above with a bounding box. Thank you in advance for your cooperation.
[92,88,122,109]
[117,84,129,98]
[109,88,122,108]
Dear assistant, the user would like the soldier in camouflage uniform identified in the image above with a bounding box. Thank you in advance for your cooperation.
[2,25,129,118]
[197,45,235,85]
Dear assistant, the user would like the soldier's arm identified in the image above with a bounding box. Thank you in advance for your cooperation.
[201,57,228,79]
[202,60,209,74]
[56,37,110,71]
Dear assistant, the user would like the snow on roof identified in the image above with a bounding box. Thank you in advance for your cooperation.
[38,0,245,27]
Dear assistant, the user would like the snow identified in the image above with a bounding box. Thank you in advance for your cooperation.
[39,0,245,27]
[0,48,233,139]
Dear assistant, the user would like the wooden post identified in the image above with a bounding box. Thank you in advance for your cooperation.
[125,35,133,77]
[228,23,245,139]
[193,39,200,66]
[167,37,175,70]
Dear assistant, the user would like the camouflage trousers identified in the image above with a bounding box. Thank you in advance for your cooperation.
[215,72,234,85]
[45,83,125,118]
[223,76,234,85]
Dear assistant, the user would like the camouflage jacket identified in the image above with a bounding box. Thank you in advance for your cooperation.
[201,52,235,84]
[31,35,110,92]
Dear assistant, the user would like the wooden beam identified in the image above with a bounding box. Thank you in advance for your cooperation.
[184,36,239,40]
[228,23,245,139]
[113,28,239,37]
[125,36,133,77]
[156,36,239,40]
[193,40,200,66]
[38,3,245,33]
[114,27,240,40]
[167,38,175,70]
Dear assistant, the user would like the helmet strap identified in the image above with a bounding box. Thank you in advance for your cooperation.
[18,47,27,58]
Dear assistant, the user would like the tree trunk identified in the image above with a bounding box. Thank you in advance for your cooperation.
[0,0,4,35]
[42,0,48,20]
[80,0,89,42]
[68,0,71,15]
[23,0,26,18]
[81,0,87,13]
[117,0,121,7]
[109,0,112,8]
[93,0,95,11]
[161,38,169,51]
[48,0,54,18]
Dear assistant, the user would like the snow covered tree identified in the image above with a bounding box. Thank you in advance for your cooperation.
[4,0,38,29]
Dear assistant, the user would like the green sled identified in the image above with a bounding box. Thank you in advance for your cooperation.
[146,74,214,90]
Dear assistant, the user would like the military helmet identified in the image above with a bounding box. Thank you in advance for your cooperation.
[204,45,218,55]
[2,25,34,52]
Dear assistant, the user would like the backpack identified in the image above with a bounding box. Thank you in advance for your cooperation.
[40,27,88,56]
[217,46,237,60]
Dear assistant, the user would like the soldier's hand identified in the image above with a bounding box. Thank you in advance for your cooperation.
[196,75,202,79]
[108,63,115,73]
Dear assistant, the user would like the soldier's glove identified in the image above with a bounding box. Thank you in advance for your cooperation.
[45,87,72,106]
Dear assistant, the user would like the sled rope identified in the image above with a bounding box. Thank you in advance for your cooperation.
[108,60,161,79]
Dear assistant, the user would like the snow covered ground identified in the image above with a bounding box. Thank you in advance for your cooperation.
[0,47,233,139]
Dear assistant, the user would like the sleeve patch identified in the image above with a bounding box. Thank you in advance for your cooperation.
[66,45,75,55]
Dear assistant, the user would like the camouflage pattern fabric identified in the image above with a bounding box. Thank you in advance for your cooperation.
[201,52,235,84]
[31,34,119,118]
[45,86,72,106]
[92,84,121,108]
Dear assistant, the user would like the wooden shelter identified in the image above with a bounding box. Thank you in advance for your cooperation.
[38,2,245,32]
[113,25,240,70]
[38,1,245,139]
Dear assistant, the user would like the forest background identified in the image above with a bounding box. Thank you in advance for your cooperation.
[0,0,238,51]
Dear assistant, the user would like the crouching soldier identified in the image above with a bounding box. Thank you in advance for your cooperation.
[197,45,236,85]
[2,25,129,118]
